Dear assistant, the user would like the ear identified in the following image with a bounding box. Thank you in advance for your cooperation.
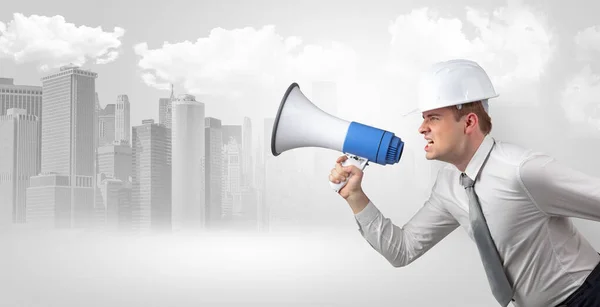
[464,112,479,134]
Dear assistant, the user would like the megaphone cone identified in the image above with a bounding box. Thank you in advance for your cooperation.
[271,83,350,156]
[271,82,405,193]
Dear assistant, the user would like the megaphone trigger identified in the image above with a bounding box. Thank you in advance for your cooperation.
[329,153,369,193]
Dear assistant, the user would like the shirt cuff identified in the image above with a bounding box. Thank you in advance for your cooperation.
[354,201,380,228]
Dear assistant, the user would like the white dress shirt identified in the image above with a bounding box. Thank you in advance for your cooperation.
[354,135,600,307]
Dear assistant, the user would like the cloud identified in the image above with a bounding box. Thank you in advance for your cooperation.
[560,25,600,130]
[0,13,125,71]
[574,25,600,61]
[133,25,358,102]
[385,0,555,108]
[561,66,600,122]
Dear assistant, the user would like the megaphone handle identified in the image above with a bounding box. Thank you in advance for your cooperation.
[329,153,369,193]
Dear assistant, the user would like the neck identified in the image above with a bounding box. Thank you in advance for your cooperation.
[454,134,485,172]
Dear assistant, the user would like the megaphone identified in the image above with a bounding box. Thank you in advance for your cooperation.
[271,82,405,193]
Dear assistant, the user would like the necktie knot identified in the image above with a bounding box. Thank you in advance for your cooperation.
[460,173,475,188]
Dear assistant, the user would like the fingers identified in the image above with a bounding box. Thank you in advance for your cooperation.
[335,161,349,178]
[329,173,343,184]
[343,165,359,175]
[330,164,349,184]
[336,154,348,163]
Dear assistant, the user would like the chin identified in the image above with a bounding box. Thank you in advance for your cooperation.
[425,153,436,160]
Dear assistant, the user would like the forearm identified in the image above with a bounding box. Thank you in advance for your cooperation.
[353,199,459,268]
[346,189,370,214]
[354,202,419,267]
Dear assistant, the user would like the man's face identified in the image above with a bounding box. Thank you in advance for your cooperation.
[418,107,465,162]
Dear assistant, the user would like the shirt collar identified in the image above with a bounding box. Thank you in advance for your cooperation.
[463,134,495,181]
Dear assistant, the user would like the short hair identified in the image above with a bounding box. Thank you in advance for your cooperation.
[451,100,492,135]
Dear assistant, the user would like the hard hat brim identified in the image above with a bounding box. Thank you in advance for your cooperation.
[402,94,499,117]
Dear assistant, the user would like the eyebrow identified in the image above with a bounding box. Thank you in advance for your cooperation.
[423,113,443,119]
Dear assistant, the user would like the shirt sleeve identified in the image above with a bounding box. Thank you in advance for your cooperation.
[354,187,460,268]
[518,154,600,221]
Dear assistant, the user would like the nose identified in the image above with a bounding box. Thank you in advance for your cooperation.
[418,120,429,135]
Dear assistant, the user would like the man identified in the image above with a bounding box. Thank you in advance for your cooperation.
[329,59,600,307]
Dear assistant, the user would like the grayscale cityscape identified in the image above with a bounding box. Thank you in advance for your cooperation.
[1,1,600,306]
[0,68,347,234]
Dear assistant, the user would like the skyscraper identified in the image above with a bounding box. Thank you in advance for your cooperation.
[131,119,171,233]
[242,117,253,188]
[222,125,242,147]
[97,142,132,182]
[258,118,275,232]
[205,117,223,230]
[0,77,43,180]
[97,140,133,232]
[115,95,130,144]
[0,78,42,118]
[98,104,116,146]
[26,65,97,228]
[172,94,205,231]
[159,84,175,130]
[222,137,242,224]
[0,109,40,224]
[221,123,243,223]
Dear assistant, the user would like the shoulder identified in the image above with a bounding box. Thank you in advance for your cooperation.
[490,139,540,165]
[489,138,553,183]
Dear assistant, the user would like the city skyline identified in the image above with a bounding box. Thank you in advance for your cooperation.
[0,63,273,234]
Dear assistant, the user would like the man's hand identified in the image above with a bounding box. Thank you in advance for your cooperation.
[329,154,370,214]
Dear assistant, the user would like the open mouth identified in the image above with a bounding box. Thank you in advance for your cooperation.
[425,139,434,150]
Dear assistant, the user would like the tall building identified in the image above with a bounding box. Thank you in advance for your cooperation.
[172,94,205,231]
[115,95,130,144]
[222,125,242,147]
[95,95,131,232]
[205,117,223,229]
[131,119,171,233]
[221,124,243,224]
[94,92,100,170]
[255,118,274,232]
[0,78,42,118]
[26,65,97,228]
[0,77,43,179]
[242,117,253,188]
[97,141,132,182]
[254,131,268,232]
[97,139,133,232]
[97,174,131,233]
[98,104,116,146]
[159,84,175,129]
[0,109,40,224]
[222,137,242,222]
[258,118,275,232]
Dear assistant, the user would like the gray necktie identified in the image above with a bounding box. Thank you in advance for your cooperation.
[460,173,514,306]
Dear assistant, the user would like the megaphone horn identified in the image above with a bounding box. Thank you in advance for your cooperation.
[271,83,405,193]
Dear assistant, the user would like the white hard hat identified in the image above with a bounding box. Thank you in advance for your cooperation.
[404,59,498,116]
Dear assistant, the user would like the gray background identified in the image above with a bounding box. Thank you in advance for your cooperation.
[1,0,600,306]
